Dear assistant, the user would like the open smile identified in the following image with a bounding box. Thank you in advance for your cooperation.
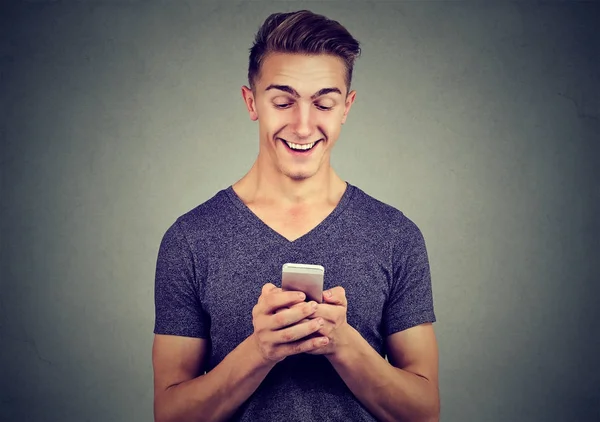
[278,138,323,153]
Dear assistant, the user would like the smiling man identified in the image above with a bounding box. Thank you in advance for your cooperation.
[152,10,439,422]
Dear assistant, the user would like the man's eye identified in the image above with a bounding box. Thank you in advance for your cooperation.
[316,104,333,111]
[274,103,292,109]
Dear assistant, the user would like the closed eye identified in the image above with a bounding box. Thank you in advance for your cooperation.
[316,104,333,111]
[273,103,333,111]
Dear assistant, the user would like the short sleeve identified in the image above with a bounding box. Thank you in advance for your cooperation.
[382,218,436,336]
[153,219,209,338]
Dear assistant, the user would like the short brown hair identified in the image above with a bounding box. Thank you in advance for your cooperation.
[248,10,361,93]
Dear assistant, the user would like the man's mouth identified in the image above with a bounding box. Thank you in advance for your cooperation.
[279,138,323,152]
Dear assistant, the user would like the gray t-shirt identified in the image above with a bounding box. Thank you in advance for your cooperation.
[154,183,436,421]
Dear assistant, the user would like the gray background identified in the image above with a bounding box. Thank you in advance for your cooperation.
[1,1,598,421]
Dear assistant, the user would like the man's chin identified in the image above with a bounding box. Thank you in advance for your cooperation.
[283,171,312,181]
[279,166,317,181]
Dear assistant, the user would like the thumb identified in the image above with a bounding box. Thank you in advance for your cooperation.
[322,287,345,305]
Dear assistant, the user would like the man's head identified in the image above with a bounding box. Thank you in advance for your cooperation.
[248,10,361,94]
[242,10,361,181]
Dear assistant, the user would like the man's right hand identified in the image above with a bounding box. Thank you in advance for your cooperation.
[251,283,330,363]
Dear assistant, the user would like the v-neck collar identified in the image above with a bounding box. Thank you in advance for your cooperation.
[224,182,356,245]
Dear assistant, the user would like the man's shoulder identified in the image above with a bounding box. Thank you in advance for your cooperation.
[163,187,236,239]
[349,184,422,236]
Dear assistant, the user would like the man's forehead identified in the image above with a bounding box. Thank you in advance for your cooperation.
[258,53,346,94]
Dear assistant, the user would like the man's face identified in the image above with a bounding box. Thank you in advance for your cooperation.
[242,53,356,181]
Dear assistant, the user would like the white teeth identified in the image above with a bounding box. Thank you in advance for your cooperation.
[285,141,316,151]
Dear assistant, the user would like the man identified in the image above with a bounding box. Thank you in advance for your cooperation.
[152,10,439,422]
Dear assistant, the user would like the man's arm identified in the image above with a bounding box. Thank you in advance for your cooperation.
[153,284,330,422]
[152,334,275,422]
[326,322,440,422]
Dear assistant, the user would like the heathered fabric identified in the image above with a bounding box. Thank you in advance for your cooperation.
[154,182,436,421]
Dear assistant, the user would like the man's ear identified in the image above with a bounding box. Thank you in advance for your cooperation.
[241,86,258,121]
[341,90,356,124]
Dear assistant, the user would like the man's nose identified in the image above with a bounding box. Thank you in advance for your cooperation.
[292,103,314,139]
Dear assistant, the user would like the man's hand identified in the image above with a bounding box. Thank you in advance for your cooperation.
[251,283,330,364]
[304,286,350,356]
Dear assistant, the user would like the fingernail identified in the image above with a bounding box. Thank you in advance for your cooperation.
[325,290,333,298]
[311,301,318,309]
[298,292,306,300]
[321,337,329,345]
[318,318,324,326]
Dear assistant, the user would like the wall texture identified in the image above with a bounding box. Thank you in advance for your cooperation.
[1,1,598,421]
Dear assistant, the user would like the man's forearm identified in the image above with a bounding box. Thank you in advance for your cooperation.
[155,334,275,422]
[327,325,439,422]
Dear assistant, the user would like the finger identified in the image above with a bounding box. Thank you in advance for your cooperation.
[281,335,330,356]
[271,316,325,344]
[310,303,334,321]
[306,307,334,336]
[274,302,310,314]
[323,286,347,306]
[275,301,305,315]
[257,284,282,311]
[261,283,279,295]
[264,290,307,314]
[270,301,318,330]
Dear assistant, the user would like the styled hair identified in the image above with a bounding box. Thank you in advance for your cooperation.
[248,10,361,93]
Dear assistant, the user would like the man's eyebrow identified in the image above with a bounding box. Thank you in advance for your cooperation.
[265,84,300,98]
[265,84,343,100]
[310,87,342,99]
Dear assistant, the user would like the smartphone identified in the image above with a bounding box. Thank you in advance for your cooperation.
[281,263,325,303]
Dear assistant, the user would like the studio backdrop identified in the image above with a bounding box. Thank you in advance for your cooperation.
[1,1,598,421]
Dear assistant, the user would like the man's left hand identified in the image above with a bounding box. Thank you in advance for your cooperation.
[304,286,351,356]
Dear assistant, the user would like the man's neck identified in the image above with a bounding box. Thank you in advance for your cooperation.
[233,161,346,208]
